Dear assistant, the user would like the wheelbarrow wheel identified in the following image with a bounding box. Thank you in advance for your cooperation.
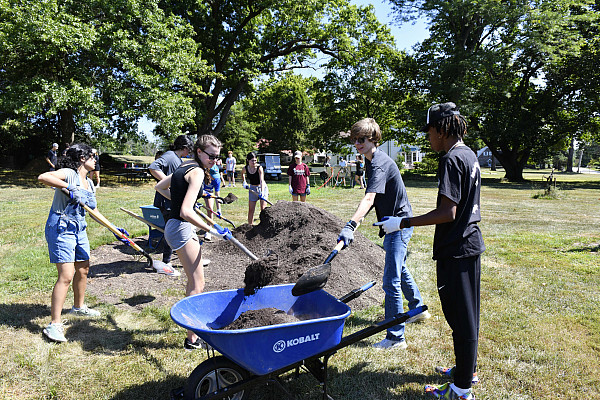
[184,356,251,400]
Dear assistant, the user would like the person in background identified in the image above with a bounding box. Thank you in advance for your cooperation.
[61,143,70,157]
[202,159,222,241]
[338,157,348,186]
[148,135,194,269]
[354,154,365,189]
[45,143,59,171]
[338,117,430,352]
[38,143,128,342]
[288,150,311,202]
[88,149,101,188]
[241,152,268,225]
[225,150,236,187]
[155,135,231,350]
[376,103,484,400]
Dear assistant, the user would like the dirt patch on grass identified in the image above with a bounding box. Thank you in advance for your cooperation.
[87,201,385,315]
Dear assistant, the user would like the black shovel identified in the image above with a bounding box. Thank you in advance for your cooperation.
[291,240,345,296]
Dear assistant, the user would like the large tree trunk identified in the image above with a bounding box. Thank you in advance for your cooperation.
[488,146,529,182]
[59,109,75,145]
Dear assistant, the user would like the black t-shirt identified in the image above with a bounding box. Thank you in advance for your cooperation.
[169,163,204,221]
[365,148,412,237]
[433,145,485,259]
[47,150,57,170]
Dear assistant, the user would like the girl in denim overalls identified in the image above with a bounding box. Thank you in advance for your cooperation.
[38,143,104,342]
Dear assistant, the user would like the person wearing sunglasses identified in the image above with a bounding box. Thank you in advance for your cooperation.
[155,135,231,350]
[337,118,430,352]
[241,152,269,225]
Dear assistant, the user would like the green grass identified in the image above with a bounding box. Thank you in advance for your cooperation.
[0,168,599,399]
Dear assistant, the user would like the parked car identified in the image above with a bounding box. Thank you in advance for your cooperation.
[257,153,282,180]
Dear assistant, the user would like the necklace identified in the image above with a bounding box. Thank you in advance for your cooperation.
[448,141,465,153]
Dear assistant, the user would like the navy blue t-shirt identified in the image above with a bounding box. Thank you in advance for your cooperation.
[366,148,412,237]
[433,145,485,259]
[149,150,183,210]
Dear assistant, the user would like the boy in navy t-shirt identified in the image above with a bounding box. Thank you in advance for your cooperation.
[376,103,485,400]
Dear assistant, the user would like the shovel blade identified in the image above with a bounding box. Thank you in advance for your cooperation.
[291,263,331,296]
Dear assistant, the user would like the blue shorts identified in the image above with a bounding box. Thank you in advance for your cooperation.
[204,177,221,193]
[45,212,90,264]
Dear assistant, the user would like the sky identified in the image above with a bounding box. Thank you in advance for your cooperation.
[138,0,429,139]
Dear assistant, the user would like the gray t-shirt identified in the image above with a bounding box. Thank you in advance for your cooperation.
[365,148,412,238]
[149,150,183,209]
[50,168,96,214]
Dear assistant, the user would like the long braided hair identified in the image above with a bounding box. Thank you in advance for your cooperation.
[433,114,468,139]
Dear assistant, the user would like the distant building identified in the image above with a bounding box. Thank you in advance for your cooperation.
[477,146,501,167]
[313,140,424,169]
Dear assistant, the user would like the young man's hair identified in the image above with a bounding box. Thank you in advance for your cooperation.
[171,134,194,152]
[350,118,382,144]
[433,114,468,140]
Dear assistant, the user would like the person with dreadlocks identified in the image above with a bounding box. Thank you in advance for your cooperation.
[375,103,485,400]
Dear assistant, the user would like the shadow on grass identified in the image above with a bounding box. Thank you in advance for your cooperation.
[0,168,153,189]
[568,243,600,253]
[108,374,187,400]
[0,302,49,332]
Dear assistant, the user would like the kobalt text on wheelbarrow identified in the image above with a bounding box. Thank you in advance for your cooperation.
[170,282,428,400]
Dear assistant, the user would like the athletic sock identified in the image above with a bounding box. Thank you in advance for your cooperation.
[450,384,471,396]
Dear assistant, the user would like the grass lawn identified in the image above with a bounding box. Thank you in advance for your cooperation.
[0,167,599,399]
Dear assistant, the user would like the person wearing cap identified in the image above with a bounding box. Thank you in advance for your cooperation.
[287,150,311,202]
[46,143,59,171]
[149,135,194,269]
[88,149,101,188]
[338,117,430,352]
[375,103,484,400]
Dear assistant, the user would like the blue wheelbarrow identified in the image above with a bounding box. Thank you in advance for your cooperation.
[170,283,428,400]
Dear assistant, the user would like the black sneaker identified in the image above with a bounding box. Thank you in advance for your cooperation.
[184,337,208,350]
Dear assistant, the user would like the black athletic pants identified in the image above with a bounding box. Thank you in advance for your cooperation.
[436,255,481,389]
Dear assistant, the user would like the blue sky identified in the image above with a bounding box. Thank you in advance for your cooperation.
[138,1,429,138]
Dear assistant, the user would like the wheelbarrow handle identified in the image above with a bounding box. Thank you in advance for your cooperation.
[120,207,165,233]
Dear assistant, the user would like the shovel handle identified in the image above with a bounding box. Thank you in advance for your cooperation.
[60,188,152,263]
[248,188,274,206]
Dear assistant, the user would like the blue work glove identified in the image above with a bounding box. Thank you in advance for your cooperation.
[289,185,293,194]
[306,183,310,195]
[338,220,357,249]
[243,181,249,189]
[209,224,231,240]
[113,227,130,244]
[86,196,97,210]
[66,183,81,205]
[202,190,211,199]
[373,216,407,234]
[216,210,222,218]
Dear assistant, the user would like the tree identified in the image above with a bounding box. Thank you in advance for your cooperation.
[389,0,599,181]
[0,0,205,157]
[250,73,318,153]
[218,99,259,161]
[158,0,393,137]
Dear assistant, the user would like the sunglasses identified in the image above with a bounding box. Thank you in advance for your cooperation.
[354,137,368,144]
[201,149,219,160]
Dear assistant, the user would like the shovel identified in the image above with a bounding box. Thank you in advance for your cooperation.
[247,187,273,206]
[196,203,236,228]
[292,219,362,296]
[61,189,179,276]
[194,205,258,261]
[119,207,164,233]
[202,192,238,205]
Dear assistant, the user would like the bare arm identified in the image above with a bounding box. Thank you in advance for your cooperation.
[350,192,376,223]
[154,175,172,200]
[410,195,456,227]
[38,170,68,188]
[149,168,167,181]
[179,169,213,232]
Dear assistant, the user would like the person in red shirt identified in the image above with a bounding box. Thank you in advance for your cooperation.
[287,150,311,202]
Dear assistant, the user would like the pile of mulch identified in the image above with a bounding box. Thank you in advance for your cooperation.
[222,308,303,330]
[87,201,386,313]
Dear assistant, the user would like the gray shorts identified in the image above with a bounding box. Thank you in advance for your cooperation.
[164,219,199,251]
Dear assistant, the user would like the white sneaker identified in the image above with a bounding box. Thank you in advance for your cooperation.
[202,258,211,266]
[372,338,407,350]
[43,323,67,342]
[68,305,101,317]
[406,310,432,324]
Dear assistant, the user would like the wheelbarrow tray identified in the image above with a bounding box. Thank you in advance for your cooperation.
[170,284,351,376]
